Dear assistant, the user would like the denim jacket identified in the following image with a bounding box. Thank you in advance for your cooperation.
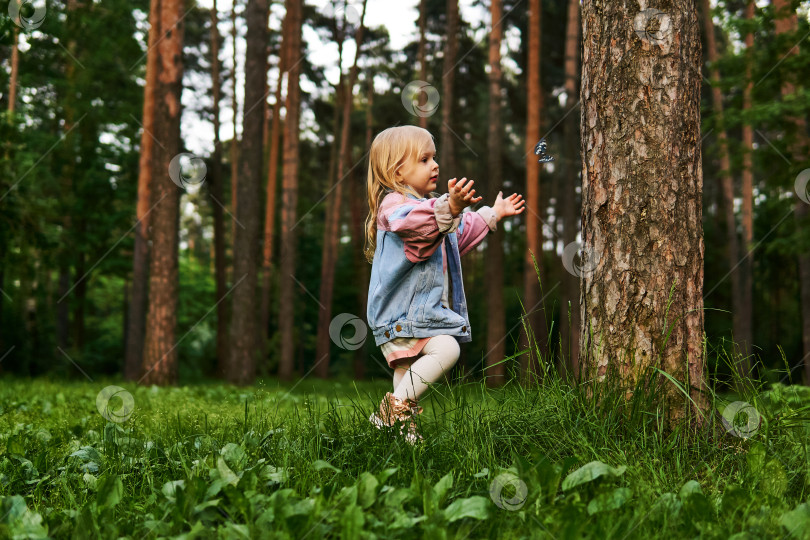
[366,190,498,347]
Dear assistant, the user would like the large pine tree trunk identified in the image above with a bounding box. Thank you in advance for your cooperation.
[772,0,810,385]
[560,0,581,380]
[141,0,185,386]
[210,0,229,377]
[579,0,709,430]
[278,0,303,381]
[737,0,755,379]
[699,0,746,386]
[439,0,458,180]
[227,0,268,385]
[485,0,506,387]
[260,13,287,350]
[314,1,368,379]
[417,0,428,130]
[519,0,545,386]
[125,0,161,381]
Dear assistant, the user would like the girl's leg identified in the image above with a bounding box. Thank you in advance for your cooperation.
[392,335,460,402]
[393,363,411,390]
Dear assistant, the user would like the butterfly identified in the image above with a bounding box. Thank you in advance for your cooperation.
[534,137,555,163]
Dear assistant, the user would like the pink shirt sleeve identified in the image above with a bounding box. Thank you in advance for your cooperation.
[457,206,498,257]
[379,192,461,263]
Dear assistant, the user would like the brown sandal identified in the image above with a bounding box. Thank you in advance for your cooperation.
[369,392,425,444]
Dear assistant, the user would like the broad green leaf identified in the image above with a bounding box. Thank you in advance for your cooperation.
[220,443,247,472]
[97,474,123,509]
[312,459,341,473]
[746,441,766,475]
[433,472,454,507]
[562,461,627,490]
[760,459,788,498]
[358,472,379,509]
[780,503,810,539]
[444,496,491,523]
[678,480,703,499]
[217,456,240,486]
[587,487,632,515]
[161,479,185,499]
[341,503,364,540]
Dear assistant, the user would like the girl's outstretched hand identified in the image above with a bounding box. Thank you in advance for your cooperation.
[448,177,483,216]
[493,191,525,220]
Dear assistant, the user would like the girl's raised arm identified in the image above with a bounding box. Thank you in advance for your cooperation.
[379,192,461,263]
[457,206,497,257]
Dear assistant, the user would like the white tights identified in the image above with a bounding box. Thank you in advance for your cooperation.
[392,335,460,402]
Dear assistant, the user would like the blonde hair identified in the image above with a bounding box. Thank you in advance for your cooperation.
[363,126,436,264]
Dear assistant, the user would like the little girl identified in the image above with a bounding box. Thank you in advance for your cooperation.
[364,125,525,444]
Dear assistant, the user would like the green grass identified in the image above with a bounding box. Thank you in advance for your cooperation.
[1,352,809,539]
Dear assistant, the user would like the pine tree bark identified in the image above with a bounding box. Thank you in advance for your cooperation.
[314,0,368,379]
[260,13,288,347]
[772,0,810,385]
[579,0,709,430]
[560,0,581,380]
[485,0,506,387]
[278,0,303,381]
[439,0,458,179]
[227,0,268,385]
[349,74,374,380]
[737,0,755,378]
[230,0,240,266]
[210,0,229,377]
[417,0,428,130]
[8,27,19,115]
[699,0,746,386]
[519,0,546,386]
[141,0,185,386]
[126,0,161,381]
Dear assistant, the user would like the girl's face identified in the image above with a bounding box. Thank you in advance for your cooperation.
[395,142,439,198]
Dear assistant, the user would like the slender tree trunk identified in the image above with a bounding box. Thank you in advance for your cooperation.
[260,14,287,349]
[485,0,506,387]
[440,0,458,180]
[141,0,185,386]
[737,0,755,379]
[417,0,428,129]
[210,0,229,377]
[350,73,374,380]
[227,0,269,385]
[278,0,303,381]
[315,0,368,379]
[8,27,19,115]
[579,0,709,431]
[519,0,545,386]
[699,0,746,388]
[230,0,240,266]
[772,0,810,385]
[560,0,581,381]
[125,0,161,381]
